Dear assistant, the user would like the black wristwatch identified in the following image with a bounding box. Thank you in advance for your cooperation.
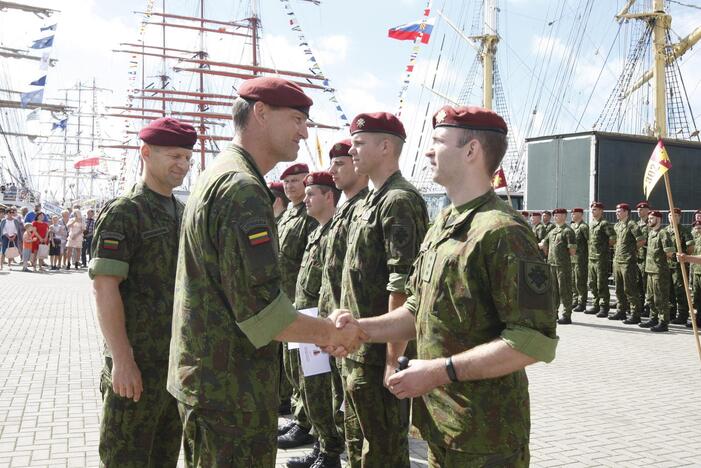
[445,356,459,383]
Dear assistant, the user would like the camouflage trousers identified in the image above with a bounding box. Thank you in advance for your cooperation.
[99,358,181,468]
[638,261,651,305]
[283,343,310,429]
[669,263,691,318]
[342,359,410,468]
[588,260,611,309]
[614,261,641,312]
[647,272,671,323]
[279,345,293,405]
[693,274,701,321]
[178,402,277,467]
[571,260,588,306]
[300,355,345,456]
[551,264,573,318]
[426,440,530,468]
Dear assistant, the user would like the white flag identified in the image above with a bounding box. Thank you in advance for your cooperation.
[39,52,50,71]
[26,108,41,121]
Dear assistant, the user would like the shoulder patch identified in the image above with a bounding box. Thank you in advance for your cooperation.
[391,224,412,249]
[523,260,550,294]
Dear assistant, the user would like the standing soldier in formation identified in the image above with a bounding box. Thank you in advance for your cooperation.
[611,203,645,323]
[585,202,617,317]
[521,210,529,221]
[679,219,701,328]
[340,112,429,467]
[531,212,545,241]
[90,117,196,466]
[636,201,651,315]
[570,207,589,312]
[542,210,555,238]
[277,163,318,448]
[541,208,576,324]
[665,208,695,325]
[269,181,290,223]
[639,211,674,332]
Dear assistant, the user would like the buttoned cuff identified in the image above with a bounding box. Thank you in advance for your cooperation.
[237,291,298,349]
[387,272,408,293]
[501,325,559,363]
[88,258,129,280]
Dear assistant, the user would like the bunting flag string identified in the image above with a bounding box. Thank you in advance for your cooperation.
[396,2,433,117]
[279,0,349,126]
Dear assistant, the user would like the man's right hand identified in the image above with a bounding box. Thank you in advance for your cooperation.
[327,319,368,355]
[111,357,143,402]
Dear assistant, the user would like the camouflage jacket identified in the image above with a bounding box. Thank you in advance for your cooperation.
[645,227,674,274]
[294,220,332,310]
[167,145,298,412]
[614,219,644,264]
[637,219,650,265]
[692,229,701,275]
[317,188,368,317]
[570,221,589,264]
[665,224,695,268]
[543,222,555,238]
[89,180,183,364]
[533,223,546,242]
[542,224,576,267]
[340,171,428,365]
[404,190,558,452]
[588,218,616,262]
[278,202,318,300]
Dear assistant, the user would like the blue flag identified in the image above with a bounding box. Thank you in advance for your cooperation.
[20,89,44,108]
[30,36,54,49]
[52,118,68,131]
[30,76,47,86]
[41,24,57,32]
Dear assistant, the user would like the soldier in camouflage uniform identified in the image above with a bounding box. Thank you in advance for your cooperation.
[678,219,701,328]
[541,208,576,324]
[277,162,318,449]
[611,203,646,323]
[166,77,367,467]
[542,210,555,238]
[339,112,429,467]
[287,140,369,468]
[636,201,651,315]
[335,105,558,468]
[89,117,196,467]
[666,209,695,325]
[585,202,617,317]
[639,211,674,332]
[269,181,290,224]
[531,211,546,241]
[521,210,529,221]
[570,208,589,312]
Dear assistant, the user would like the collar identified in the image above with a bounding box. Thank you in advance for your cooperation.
[229,144,275,204]
[442,189,496,235]
[367,170,403,207]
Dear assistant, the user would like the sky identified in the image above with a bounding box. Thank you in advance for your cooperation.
[1,0,701,198]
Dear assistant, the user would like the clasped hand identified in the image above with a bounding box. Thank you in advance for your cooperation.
[320,309,367,357]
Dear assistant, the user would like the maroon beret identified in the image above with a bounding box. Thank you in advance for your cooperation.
[572,208,584,213]
[650,210,663,218]
[591,201,604,209]
[350,112,406,141]
[280,163,310,180]
[329,139,352,159]
[238,77,313,116]
[138,117,197,149]
[531,212,542,217]
[636,201,650,209]
[553,208,567,215]
[432,105,508,134]
[303,171,335,189]
[694,220,701,227]
[521,211,529,216]
[268,181,284,195]
[543,210,552,216]
[673,207,682,215]
[616,203,630,211]
[695,209,701,215]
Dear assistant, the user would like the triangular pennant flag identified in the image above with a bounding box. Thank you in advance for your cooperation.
[20,89,44,108]
[643,140,673,198]
[492,167,508,189]
[30,76,47,87]
[30,35,54,49]
[41,24,57,32]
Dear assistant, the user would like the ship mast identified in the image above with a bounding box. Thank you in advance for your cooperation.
[480,0,498,110]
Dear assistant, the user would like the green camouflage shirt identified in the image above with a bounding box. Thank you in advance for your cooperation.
[278,202,318,300]
[317,188,368,317]
[570,221,589,264]
[89,181,183,364]
[692,229,701,275]
[404,190,558,453]
[167,145,298,411]
[665,224,695,267]
[614,219,644,264]
[645,227,674,274]
[340,171,428,365]
[533,223,546,242]
[588,218,616,261]
[294,221,331,310]
[543,224,576,267]
[638,219,650,265]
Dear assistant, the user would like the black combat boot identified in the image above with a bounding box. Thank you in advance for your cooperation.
[584,305,599,315]
[278,424,315,449]
[596,307,610,318]
[279,398,292,415]
[286,442,320,468]
[608,310,627,321]
[310,452,342,468]
[639,318,658,328]
[278,418,297,436]
[573,303,586,312]
[641,304,650,317]
[671,314,688,325]
[650,321,669,332]
[623,316,641,325]
[557,315,572,325]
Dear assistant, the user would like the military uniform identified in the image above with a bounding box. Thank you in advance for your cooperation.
[542,222,576,321]
[341,170,428,467]
[405,190,558,467]
[691,227,701,326]
[570,219,589,309]
[543,221,555,238]
[587,214,616,316]
[637,218,651,309]
[533,223,546,242]
[665,223,694,323]
[167,145,300,466]
[612,217,644,320]
[89,181,184,467]
[641,224,674,327]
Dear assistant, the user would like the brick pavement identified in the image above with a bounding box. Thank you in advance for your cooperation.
[1,269,700,467]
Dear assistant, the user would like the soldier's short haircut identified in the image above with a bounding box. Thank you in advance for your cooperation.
[318,185,342,206]
[457,129,508,175]
[232,97,254,134]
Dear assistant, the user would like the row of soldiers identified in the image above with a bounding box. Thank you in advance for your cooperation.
[522,202,701,332]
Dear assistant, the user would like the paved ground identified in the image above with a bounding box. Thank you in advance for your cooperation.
[1,269,700,467]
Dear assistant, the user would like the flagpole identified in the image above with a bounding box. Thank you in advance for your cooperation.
[662,172,701,361]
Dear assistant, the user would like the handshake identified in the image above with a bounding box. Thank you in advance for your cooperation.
[318,309,368,357]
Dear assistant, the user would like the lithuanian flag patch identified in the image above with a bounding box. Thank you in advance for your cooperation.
[102,239,120,251]
[248,229,271,246]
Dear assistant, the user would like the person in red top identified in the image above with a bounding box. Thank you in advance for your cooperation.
[32,212,49,271]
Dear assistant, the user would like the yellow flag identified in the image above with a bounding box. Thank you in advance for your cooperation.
[315,133,324,169]
[643,139,672,198]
